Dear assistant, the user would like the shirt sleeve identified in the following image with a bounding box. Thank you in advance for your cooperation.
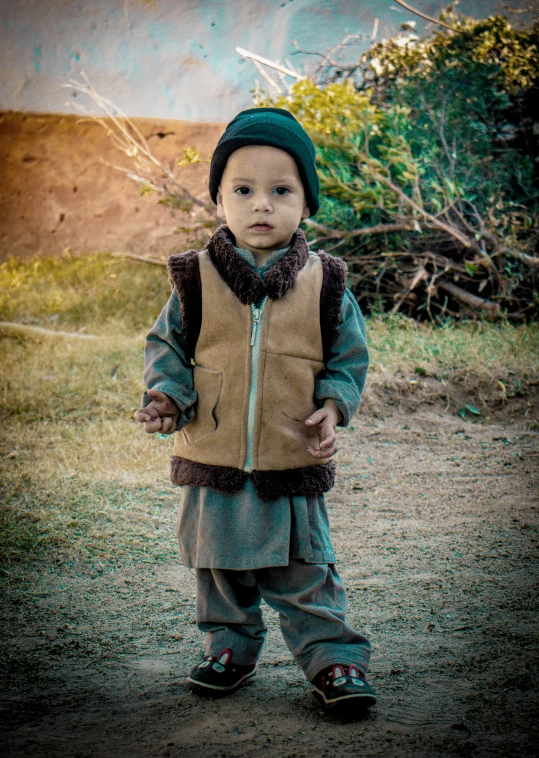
[142,290,197,430]
[314,288,369,427]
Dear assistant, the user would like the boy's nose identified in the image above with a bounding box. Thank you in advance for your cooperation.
[251,192,273,211]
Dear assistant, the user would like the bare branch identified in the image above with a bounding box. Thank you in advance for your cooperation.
[63,72,218,218]
[418,91,456,175]
[284,57,302,76]
[235,47,305,80]
[276,69,293,94]
[503,249,539,266]
[110,252,166,266]
[391,0,458,31]
[390,266,429,313]
[436,281,501,314]
[372,171,489,257]
[252,58,285,94]
[0,322,98,339]
[289,33,366,84]
[304,218,421,239]
[99,160,164,192]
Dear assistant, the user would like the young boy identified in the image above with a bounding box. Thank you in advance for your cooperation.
[135,107,375,710]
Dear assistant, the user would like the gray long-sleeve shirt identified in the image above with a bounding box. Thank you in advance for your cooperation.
[143,244,369,569]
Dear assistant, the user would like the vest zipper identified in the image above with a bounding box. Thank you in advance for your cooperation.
[244,296,268,472]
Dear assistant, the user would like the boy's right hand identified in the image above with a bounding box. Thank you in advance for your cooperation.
[134,389,180,434]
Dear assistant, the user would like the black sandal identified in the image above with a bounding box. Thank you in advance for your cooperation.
[311,664,377,708]
[188,648,257,695]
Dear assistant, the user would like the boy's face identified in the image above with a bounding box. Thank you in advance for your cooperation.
[216,145,310,255]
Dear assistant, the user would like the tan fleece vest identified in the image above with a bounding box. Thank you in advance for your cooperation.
[173,249,325,472]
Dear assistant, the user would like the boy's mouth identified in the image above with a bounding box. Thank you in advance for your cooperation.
[249,223,274,231]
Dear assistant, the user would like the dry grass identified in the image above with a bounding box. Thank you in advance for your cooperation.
[0,251,171,334]
[368,313,539,378]
[1,252,538,563]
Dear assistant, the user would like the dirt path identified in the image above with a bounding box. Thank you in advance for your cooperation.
[2,408,538,758]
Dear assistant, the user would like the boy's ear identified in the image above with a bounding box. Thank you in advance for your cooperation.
[301,202,311,219]
[216,189,226,219]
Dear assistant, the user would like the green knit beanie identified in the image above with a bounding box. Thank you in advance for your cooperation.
[209,107,319,216]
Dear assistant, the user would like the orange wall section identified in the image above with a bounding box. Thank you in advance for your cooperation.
[0,112,225,260]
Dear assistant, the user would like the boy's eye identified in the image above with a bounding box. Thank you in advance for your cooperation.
[234,187,290,196]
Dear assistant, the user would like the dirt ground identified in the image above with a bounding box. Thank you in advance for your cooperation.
[1,400,538,758]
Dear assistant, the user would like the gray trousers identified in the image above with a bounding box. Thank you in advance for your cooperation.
[195,559,371,682]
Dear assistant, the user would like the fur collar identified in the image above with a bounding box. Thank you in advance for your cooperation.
[206,224,310,304]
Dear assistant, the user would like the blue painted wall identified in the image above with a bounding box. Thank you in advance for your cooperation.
[0,0,530,121]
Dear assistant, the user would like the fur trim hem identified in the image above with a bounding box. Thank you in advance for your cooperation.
[207,225,310,304]
[251,461,336,500]
[167,249,202,359]
[170,457,336,499]
[318,251,347,361]
[171,457,248,492]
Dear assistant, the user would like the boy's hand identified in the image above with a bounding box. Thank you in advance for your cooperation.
[305,399,342,460]
[134,389,179,434]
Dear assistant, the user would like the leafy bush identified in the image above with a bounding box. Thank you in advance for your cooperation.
[255,10,539,321]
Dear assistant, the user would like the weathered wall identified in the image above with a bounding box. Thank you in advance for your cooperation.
[0,0,526,121]
[0,111,223,260]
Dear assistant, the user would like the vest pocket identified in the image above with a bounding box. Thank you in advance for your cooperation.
[181,365,222,445]
[257,353,325,469]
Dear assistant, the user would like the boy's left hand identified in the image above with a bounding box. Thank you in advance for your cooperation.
[305,399,342,460]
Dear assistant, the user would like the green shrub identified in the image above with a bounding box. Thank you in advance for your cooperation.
[255,10,539,321]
